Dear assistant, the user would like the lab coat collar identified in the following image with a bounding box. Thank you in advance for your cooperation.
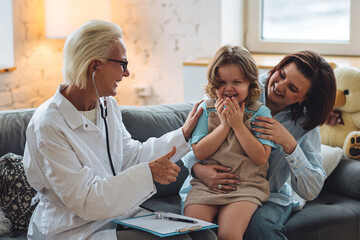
[53,84,99,131]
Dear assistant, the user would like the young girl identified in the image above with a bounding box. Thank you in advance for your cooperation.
[184,45,276,240]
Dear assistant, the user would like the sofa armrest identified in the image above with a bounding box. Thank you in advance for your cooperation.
[324,158,360,201]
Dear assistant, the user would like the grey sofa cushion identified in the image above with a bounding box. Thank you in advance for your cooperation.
[120,103,194,198]
[0,109,34,157]
[120,103,194,142]
[285,190,360,240]
[324,158,360,201]
[0,103,192,156]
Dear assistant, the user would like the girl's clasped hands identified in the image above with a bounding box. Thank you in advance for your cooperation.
[215,97,246,131]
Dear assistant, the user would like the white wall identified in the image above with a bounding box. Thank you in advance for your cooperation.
[0,0,245,110]
[112,0,223,105]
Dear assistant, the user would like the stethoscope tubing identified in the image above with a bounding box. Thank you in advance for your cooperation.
[92,70,116,176]
[100,102,116,176]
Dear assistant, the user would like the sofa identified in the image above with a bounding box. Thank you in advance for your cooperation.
[0,102,359,240]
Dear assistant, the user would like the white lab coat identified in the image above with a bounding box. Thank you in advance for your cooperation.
[23,84,190,240]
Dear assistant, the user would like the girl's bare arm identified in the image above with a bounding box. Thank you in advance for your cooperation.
[192,99,230,160]
[225,97,271,166]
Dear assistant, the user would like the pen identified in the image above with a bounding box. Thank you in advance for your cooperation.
[165,216,198,224]
[153,211,199,224]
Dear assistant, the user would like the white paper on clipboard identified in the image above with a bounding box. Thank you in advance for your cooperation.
[113,212,218,237]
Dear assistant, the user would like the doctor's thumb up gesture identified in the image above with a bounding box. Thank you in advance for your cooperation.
[149,146,180,185]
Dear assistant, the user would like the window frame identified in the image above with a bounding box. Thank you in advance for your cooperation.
[245,0,360,56]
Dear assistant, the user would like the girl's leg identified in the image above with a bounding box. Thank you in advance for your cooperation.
[184,204,218,222]
[217,201,258,240]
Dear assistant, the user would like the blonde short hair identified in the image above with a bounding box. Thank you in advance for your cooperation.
[205,45,260,105]
[62,20,123,89]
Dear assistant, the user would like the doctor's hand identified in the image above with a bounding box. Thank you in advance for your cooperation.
[182,100,204,141]
[149,146,180,185]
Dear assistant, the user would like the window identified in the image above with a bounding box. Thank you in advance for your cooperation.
[245,0,360,55]
[0,0,14,69]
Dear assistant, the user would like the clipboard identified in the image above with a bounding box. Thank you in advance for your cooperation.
[113,212,218,237]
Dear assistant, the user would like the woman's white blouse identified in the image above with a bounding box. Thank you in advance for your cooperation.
[23,84,190,240]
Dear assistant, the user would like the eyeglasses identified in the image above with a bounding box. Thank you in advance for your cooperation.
[107,59,128,72]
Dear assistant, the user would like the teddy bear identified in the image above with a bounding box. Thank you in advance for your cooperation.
[320,66,360,160]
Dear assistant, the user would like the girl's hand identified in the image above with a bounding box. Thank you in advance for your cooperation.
[252,116,297,154]
[193,162,241,194]
[224,97,245,130]
[215,98,229,127]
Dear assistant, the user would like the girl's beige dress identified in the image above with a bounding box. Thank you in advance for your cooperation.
[185,99,270,207]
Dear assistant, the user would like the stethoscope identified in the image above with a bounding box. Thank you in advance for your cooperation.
[92,69,116,176]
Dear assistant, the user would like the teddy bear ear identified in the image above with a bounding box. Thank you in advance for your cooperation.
[329,62,337,69]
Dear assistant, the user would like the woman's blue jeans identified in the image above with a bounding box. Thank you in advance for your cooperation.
[244,201,292,240]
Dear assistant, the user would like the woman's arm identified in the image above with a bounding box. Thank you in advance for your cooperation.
[252,116,326,200]
[285,128,326,200]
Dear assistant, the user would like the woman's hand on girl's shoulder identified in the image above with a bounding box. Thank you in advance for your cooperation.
[251,116,297,154]
[182,100,204,141]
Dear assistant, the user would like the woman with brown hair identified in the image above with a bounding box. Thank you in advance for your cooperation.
[181,50,337,240]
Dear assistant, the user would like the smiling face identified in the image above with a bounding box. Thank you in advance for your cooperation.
[266,62,311,114]
[96,37,130,97]
[215,64,250,104]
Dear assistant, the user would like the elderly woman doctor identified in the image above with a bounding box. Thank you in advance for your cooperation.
[23,20,216,240]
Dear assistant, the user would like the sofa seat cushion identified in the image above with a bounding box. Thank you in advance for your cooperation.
[285,191,360,240]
